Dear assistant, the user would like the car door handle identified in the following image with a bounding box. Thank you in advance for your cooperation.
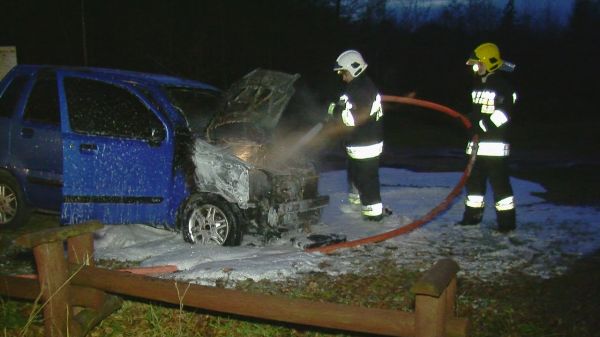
[79,143,98,153]
[20,127,34,138]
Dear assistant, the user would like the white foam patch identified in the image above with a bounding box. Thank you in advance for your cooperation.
[93,168,600,285]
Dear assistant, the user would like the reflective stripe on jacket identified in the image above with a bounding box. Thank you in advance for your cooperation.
[346,141,383,159]
[468,72,516,153]
[466,141,510,156]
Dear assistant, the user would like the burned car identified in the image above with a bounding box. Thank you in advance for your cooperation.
[177,69,329,244]
[0,65,328,245]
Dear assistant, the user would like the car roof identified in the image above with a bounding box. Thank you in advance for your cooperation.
[12,64,220,92]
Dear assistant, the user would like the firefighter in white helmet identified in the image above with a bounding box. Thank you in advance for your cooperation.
[328,50,386,221]
[458,42,517,232]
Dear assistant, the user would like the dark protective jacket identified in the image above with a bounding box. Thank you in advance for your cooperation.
[338,74,383,153]
[466,71,517,157]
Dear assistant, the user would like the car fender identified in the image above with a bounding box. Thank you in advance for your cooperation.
[190,138,251,208]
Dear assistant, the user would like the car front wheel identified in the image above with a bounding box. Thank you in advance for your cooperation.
[0,172,31,228]
[180,193,242,246]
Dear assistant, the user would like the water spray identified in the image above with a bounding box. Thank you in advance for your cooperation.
[271,122,324,166]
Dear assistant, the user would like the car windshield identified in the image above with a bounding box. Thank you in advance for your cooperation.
[164,86,222,137]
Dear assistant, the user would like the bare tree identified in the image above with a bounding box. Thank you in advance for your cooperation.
[569,0,600,39]
[437,0,468,31]
[391,0,432,32]
[464,0,499,34]
[363,0,389,24]
[499,0,516,33]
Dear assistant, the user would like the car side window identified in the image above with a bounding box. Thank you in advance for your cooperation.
[23,71,60,125]
[0,75,29,118]
[64,77,165,140]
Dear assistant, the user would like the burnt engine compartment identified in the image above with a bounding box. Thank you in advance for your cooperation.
[199,69,327,236]
[224,140,320,198]
[212,137,322,235]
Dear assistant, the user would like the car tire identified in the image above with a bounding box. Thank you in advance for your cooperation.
[0,171,31,229]
[179,193,243,246]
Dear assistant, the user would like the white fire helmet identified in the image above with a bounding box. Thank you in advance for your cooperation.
[333,50,368,78]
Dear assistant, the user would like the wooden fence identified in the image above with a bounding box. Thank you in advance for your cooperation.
[0,221,469,337]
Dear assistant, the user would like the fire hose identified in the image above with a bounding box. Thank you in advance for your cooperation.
[306,95,479,254]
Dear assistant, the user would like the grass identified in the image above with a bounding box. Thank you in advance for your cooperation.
[1,259,418,337]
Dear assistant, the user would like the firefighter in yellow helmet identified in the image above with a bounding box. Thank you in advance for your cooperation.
[328,50,387,221]
[458,42,517,232]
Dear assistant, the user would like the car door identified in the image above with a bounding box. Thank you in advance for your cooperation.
[8,69,63,211]
[59,72,174,226]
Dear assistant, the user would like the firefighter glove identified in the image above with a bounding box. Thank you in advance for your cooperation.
[327,102,336,117]
[326,101,343,122]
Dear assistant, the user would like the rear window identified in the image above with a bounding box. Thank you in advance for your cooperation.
[23,71,60,125]
[0,75,29,118]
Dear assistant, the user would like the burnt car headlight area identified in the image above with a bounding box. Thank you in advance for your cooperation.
[249,165,325,236]
[189,138,328,241]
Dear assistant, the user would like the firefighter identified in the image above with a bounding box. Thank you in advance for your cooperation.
[458,42,517,232]
[328,50,386,221]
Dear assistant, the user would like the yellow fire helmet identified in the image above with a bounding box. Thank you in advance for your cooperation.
[467,42,504,73]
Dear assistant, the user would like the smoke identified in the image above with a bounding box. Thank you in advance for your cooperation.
[269,122,324,167]
[262,83,349,169]
[203,81,349,172]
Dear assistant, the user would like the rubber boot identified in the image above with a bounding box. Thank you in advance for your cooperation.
[362,204,384,222]
[364,214,383,222]
[497,209,516,233]
[457,206,484,226]
[348,193,361,205]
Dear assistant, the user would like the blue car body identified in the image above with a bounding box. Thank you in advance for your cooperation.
[0,64,217,227]
[0,65,328,245]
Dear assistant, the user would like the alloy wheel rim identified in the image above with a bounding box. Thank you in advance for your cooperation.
[0,185,17,224]
[189,204,230,245]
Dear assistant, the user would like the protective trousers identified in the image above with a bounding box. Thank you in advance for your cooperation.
[347,156,382,217]
[462,156,515,231]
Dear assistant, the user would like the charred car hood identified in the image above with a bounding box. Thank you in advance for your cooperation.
[200,68,311,171]
[206,68,300,143]
[187,69,318,206]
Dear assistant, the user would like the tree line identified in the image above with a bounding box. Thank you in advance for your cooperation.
[2,0,599,123]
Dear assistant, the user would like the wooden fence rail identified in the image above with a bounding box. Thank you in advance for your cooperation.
[0,221,469,337]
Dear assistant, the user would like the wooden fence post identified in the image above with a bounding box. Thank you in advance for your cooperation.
[67,230,107,311]
[411,258,468,337]
[30,240,74,337]
[14,221,110,337]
